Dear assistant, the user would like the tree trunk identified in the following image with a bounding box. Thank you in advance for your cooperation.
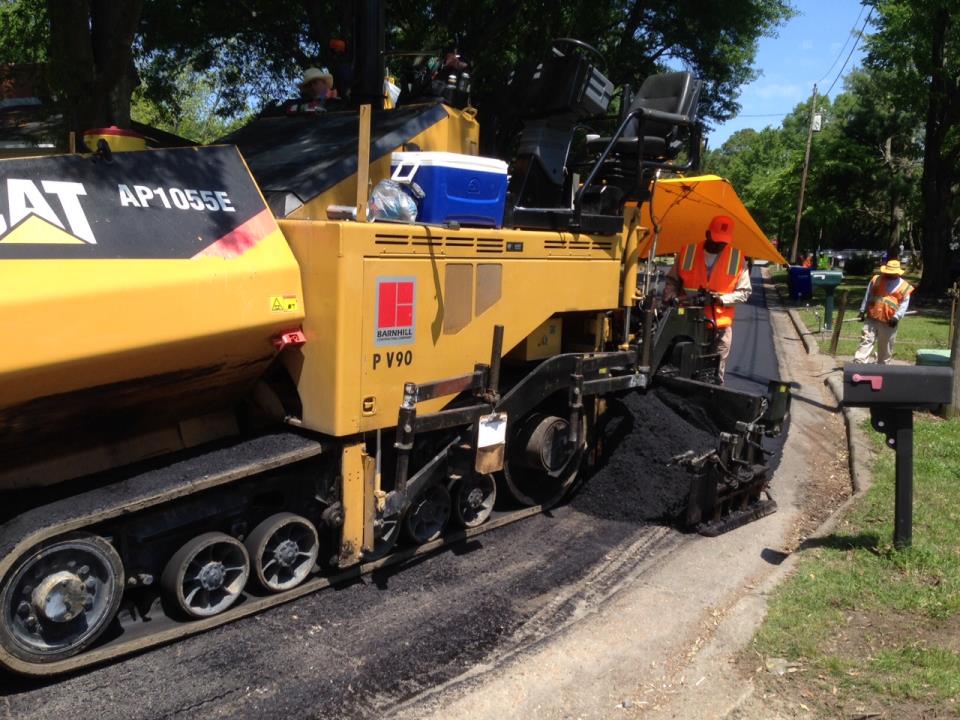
[888,187,903,257]
[917,8,954,296]
[906,219,922,273]
[47,0,143,142]
[883,136,904,257]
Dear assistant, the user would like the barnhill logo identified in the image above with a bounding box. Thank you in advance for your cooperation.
[375,277,416,347]
[0,179,97,245]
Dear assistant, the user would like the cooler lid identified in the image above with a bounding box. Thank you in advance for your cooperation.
[391,151,508,174]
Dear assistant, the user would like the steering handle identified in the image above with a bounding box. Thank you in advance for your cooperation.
[552,37,606,68]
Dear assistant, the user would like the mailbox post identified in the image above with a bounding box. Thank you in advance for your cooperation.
[843,364,953,548]
[812,270,843,329]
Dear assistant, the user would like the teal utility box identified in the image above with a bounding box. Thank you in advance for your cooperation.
[916,349,951,367]
[811,270,844,329]
[811,270,843,288]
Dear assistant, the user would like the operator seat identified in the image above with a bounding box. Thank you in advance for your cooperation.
[573,71,701,218]
[587,72,702,162]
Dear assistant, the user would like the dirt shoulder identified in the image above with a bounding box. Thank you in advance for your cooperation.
[392,274,853,720]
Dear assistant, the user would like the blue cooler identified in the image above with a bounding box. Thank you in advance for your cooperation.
[391,151,508,228]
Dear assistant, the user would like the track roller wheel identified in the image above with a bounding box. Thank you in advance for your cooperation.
[403,484,451,544]
[0,532,124,664]
[501,413,585,507]
[245,513,319,593]
[451,473,496,528]
[364,514,402,562]
[162,533,249,619]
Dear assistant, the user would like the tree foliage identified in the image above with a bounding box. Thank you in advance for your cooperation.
[2,0,791,144]
[388,0,793,132]
[0,0,48,66]
[131,67,252,145]
[864,0,960,295]
[704,70,925,260]
[707,2,959,295]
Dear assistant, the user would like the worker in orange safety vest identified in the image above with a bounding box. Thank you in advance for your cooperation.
[662,214,752,382]
[853,258,914,365]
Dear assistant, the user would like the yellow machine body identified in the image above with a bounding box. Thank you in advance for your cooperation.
[0,146,305,484]
[280,219,623,436]
[0,26,787,675]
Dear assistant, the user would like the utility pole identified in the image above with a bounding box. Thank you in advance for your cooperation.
[790,84,818,265]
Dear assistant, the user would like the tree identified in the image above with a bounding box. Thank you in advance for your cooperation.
[0,0,48,66]
[134,0,344,123]
[866,0,960,295]
[703,73,922,258]
[131,66,251,144]
[704,126,799,241]
[840,68,922,257]
[46,0,145,135]
[139,0,794,149]
[10,0,793,155]
[389,0,793,144]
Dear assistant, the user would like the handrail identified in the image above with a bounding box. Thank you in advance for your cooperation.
[572,105,700,228]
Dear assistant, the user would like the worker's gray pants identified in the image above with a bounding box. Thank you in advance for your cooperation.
[853,318,898,365]
[716,325,733,381]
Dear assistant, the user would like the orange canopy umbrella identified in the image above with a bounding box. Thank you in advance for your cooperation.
[638,175,787,265]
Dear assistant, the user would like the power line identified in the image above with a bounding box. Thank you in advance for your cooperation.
[735,9,874,126]
[735,7,873,124]
[816,4,865,85]
[823,7,874,98]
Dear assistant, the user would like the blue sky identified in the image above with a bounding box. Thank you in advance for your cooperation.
[708,0,868,147]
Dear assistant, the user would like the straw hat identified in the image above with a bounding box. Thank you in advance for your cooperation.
[301,67,334,88]
[880,258,906,275]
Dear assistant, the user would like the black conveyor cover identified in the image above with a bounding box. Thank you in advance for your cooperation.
[219,104,449,216]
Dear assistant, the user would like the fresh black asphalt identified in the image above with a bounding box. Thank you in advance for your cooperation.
[1,267,783,719]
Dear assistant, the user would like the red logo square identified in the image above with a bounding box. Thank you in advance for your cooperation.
[375,278,416,346]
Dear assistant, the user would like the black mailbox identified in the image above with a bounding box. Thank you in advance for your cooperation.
[842,362,954,549]
[843,364,953,409]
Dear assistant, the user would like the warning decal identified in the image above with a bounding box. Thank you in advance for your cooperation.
[375,277,416,347]
[270,295,299,312]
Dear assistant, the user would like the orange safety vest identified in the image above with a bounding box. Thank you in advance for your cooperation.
[677,242,744,328]
[866,275,913,323]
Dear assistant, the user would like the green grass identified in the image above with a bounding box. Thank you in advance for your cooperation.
[751,415,960,714]
[771,269,950,361]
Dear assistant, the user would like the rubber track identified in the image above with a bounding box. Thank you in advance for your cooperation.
[0,432,546,677]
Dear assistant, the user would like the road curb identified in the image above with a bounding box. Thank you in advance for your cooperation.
[714,269,875,720]
[767,269,866,495]
[786,307,818,355]
[824,375,871,495]
[768,273,818,355]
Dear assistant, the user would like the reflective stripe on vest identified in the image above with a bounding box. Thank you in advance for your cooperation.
[727,248,742,277]
[676,242,744,328]
[866,275,913,323]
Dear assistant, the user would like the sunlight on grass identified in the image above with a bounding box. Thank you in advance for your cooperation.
[752,416,960,711]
